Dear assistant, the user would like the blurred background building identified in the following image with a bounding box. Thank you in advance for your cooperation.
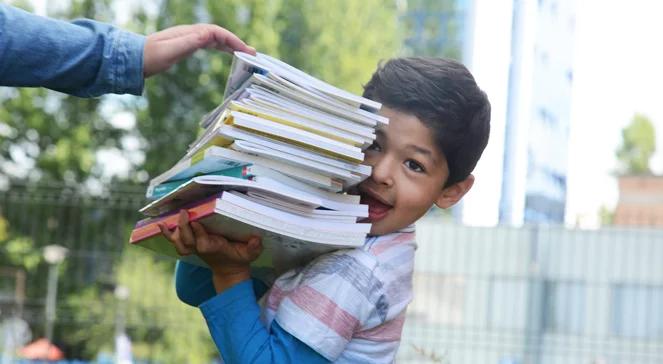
[614,175,663,226]
[498,0,575,225]
[459,0,576,227]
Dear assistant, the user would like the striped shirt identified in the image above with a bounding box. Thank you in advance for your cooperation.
[259,226,417,363]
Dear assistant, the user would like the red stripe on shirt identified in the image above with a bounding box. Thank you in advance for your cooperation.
[354,313,406,342]
[288,286,359,341]
[266,285,289,311]
[370,232,415,255]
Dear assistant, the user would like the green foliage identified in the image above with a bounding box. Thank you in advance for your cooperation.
[277,0,401,94]
[400,0,463,59]
[134,0,262,179]
[1,1,401,361]
[599,205,614,227]
[1,0,129,186]
[61,247,216,363]
[0,216,41,271]
[616,113,656,175]
[2,0,401,184]
[116,248,216,364]
[136,0,400,178]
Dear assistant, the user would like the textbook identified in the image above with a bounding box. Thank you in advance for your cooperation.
[142,174,367,218]
[148,145,343,192]
[130,192,368,273]
[146,165,249,200]
[133,51,385,270]
[186,111,372,182]
[223,52,384,116]
[191,123,372,177]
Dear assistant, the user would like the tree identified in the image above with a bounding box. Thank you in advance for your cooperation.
[133,0,286,179]
[62,249,216,363]
[616,113,656,175]
[0,0,131,187]
[399,0,464,59]
[1,1,402,361]
[135,0,400,178]
[277,0,401,94]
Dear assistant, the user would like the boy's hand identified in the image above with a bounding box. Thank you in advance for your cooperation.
[143,24,257,78]
[158,210,263,292]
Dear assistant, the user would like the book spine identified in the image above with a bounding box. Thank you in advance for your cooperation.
[148,165,252,199]
[130,196,219,243]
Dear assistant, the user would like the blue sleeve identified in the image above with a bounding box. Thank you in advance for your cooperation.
[0,4,145,97]
[175,261,269,307]
[200,280,330,363]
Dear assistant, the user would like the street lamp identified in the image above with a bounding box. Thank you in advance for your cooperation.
[43,245,68,347]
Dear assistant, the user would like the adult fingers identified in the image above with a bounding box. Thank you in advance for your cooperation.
[157,24,253,55]
[205,25,255,55]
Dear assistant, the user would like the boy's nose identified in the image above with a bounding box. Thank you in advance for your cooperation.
[371,157,395,187]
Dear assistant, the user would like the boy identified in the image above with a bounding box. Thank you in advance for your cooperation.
[160,56,491,363]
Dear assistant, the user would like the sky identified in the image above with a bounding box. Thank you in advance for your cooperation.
[566,0,663,227]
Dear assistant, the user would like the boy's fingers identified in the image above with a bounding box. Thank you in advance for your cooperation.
[190,222,212,251]
[245,237,263,260]
[178,210,196,248]
[248,237,261,250]
[158,223,172,239]
[159,224,192,256]
[172,235,193,256]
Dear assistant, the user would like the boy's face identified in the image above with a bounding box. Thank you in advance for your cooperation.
[354,107,473,235]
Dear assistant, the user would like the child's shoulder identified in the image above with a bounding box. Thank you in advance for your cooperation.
[361,226,417,258]
[309,226,418,279]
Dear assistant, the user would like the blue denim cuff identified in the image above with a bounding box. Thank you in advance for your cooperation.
[111,28,145,95]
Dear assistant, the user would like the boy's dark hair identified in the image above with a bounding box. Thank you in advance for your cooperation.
[363,57,491,187]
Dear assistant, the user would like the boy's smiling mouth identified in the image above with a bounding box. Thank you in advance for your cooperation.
[359,188,393,222]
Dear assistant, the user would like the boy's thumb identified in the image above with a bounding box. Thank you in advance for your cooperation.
[248,237,262,252]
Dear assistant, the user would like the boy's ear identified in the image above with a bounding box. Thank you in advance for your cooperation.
[434,174,475,209]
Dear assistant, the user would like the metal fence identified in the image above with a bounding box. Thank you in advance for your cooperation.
[1,184,661,363]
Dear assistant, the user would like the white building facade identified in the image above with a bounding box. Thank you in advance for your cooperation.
[461,0,576,226]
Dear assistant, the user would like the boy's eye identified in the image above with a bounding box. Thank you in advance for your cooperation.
[367,141,381,152]
[405,159,425,173]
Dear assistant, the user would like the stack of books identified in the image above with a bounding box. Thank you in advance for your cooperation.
[129,52,386,273]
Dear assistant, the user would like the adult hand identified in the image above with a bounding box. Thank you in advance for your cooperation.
[143,24,256,78]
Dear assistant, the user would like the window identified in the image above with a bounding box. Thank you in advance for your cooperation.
[544,281,585,334]
[611,284,663,339]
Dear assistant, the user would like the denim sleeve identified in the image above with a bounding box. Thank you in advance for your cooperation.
[174,261,269,307]
[0,4,145,97]
[200,280,330,364]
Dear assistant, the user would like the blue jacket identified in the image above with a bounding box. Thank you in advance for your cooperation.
[0,4,144,97]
